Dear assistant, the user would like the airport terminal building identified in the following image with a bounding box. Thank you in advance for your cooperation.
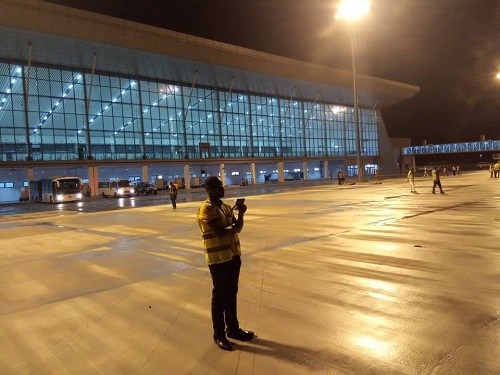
[0,0,419,202]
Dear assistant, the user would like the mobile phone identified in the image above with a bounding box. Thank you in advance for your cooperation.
[234,198,245,208]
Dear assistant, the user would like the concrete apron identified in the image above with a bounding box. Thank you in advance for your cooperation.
[0,171,498,374]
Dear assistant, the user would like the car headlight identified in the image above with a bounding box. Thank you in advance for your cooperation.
[130,188,135,193]
[77,193,82,199]
[56,194,63,201]
[118,188,124,195]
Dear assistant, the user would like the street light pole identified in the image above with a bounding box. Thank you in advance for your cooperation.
[350,36,364,181]
[336,0,370,181]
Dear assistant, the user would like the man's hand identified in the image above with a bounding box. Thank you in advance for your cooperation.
[234,204,247,215]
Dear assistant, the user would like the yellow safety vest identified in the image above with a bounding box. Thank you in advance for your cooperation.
[196,199,241,265]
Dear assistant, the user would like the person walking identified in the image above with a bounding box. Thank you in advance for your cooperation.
[169,182,178,209]
[196,176,254,351]
[407,167,417,193]
[432,166,445,194]
[494,161,500,178]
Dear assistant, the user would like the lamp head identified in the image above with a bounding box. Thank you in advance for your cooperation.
[336,0,371,21]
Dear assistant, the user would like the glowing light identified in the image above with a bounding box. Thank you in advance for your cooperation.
[331,105,346,114]
[364,279,397,293]
[368,292,395,302]
[354,335,391,356]
[336,0,371,21]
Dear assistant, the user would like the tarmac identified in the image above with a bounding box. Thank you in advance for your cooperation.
[0,171,498,374]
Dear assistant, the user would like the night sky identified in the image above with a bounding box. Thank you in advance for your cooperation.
[44,0,499,145]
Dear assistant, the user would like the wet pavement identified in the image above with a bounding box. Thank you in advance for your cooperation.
[0,180,331,216]
[0,172,498,374]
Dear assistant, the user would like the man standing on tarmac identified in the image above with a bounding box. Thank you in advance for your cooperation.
[432,166,445,194]
[407,167,417,193]
[169,182,178,209]
[196,176,254,351]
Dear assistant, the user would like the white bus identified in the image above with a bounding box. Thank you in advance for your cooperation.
[30,177,82,203]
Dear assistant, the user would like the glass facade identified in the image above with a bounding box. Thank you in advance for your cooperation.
[0,60,379,162]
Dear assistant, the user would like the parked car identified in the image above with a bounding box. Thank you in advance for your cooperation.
[134,182,158,195]
[154,178,168,191]
[477,162,490,170]
[172,178,185,189]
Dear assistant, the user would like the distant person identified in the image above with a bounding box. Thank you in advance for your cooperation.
[407,167,416,193]
[432,166,445,194]
[489,164,494,178]
[422,167,429,178]
[196,176,254,351]
[452,165,456,176]
[494,161,500,178]
[456,165,460,175]
[169,182,178,209]
[337,171,346,185]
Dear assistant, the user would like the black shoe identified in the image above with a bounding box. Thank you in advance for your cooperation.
[227,329,254,341]
[214,337,233,351]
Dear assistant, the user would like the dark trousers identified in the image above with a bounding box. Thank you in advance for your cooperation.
[208,256,241,338]
[170,194,177,209]
[432,180,443,193]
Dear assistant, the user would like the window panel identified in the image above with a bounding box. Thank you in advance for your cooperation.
[0,59,381,162]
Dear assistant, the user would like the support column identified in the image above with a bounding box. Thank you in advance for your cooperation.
[250,162,256,185]
[183,164,191,190]
[141,165,149,183]
[27,168,35,182]
[302,161,308,180]
[87,166,99,197]
[219,163,226,186]
[137,80,147,159]
[22,44,33,161]
[277,161,284,183]
[323,160,329,179]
